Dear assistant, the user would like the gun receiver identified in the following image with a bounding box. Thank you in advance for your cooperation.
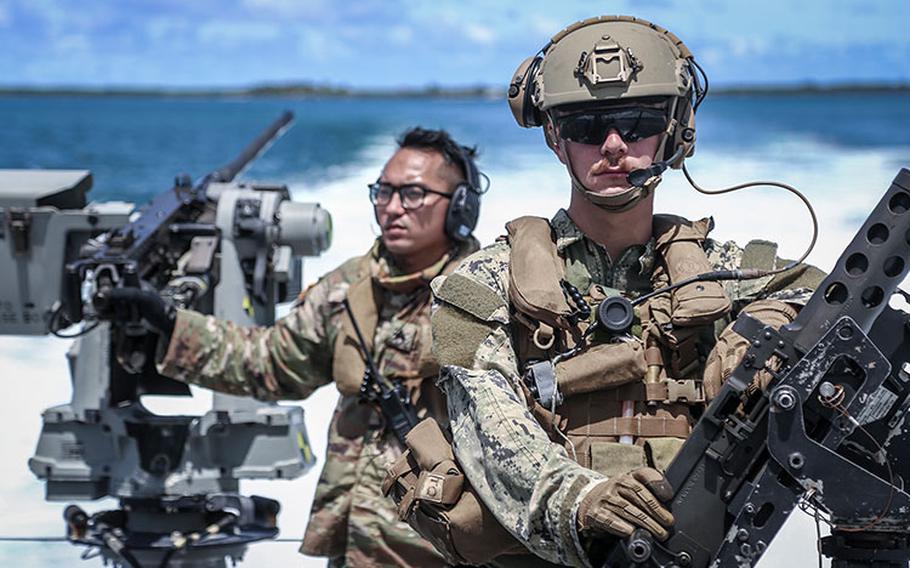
[608,169,910,568]
[62,111,294,325]
[342,298,420,445]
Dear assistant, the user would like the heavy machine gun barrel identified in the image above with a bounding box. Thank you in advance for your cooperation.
[63,111,296,325]
[203,110,293,186]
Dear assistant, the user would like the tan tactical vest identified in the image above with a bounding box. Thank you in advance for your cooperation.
[506,214,731,476]
[383,215,735,565]
[301,247,467,558]
[332,255,441,395]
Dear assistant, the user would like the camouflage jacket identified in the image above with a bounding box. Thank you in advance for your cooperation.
[159,239,477,568]
[430,209,820,567]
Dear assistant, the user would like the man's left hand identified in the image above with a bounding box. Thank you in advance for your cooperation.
[703,299,798,397]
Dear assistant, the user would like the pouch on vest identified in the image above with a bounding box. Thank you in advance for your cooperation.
[589,438,686,478]
[524,339,648,410]
[382,418,525,565]
[556,340,647,398]
[652,215,731,327]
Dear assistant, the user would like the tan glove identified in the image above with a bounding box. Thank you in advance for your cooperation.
[703,299,799,398]
[576,467,675,541]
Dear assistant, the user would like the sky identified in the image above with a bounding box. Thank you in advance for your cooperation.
[0,0,908,89]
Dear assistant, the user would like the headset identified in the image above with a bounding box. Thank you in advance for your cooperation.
[373,143,486,243]
[445,145,485,242]
[507,16,819,295]
[507,16,706,170]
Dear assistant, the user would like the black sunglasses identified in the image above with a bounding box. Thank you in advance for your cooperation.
[555,107,669,145]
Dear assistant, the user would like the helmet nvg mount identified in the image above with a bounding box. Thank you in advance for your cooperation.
[508,16,705,210]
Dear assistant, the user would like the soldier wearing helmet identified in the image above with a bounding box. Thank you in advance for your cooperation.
[383,16,823,567]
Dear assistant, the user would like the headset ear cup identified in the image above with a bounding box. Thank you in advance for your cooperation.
[522,57,544,128]
[668,99,696,169]
[445,184,480,242]
[508,55,543,128]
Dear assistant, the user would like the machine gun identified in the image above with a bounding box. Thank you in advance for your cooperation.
[0,112,332,567]
[607,169,910,567]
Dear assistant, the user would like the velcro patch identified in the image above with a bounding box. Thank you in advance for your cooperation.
[435,272,506,322]
[742,240,778,271]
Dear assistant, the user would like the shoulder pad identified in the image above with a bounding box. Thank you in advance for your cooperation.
[506,216,574,329]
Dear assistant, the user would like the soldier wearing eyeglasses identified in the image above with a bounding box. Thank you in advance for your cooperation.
[155,127,483,567]
[385,16,822,567]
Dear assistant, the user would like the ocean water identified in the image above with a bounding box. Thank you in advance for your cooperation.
[0,93,909,567]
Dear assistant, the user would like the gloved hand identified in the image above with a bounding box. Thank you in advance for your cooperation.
[576,467,674,541]
[703,299,798,398]
[95,287,176,337]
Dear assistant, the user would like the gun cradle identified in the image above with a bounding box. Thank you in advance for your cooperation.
[2,112,334,567]
[607,169,910,568]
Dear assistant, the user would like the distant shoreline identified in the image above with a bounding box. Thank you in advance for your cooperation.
[1,82,908,99]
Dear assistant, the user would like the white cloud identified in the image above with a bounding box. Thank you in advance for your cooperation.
[388,25,413,46]
[197,20,283,46]
[700,46,725,67]
[54,33,91,53]
[530,15,562,38]
[241,0,329,18]
[145,17,191,42]
[728,35,770,57]
[465,22,495,45]
[296,27,352,64]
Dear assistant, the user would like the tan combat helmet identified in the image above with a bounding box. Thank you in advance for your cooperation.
[508,16,705,210]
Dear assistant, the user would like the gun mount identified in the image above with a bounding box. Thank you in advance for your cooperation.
[607,169,910,567]
[0,112,332,567]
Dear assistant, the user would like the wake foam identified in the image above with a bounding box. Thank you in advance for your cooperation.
[1,135,907,566]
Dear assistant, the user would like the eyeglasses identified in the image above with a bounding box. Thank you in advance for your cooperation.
[368,182,452,210]
[554,107,669,145]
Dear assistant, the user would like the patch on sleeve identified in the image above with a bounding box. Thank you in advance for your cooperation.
[431,304,497,368]
[434,272,506,322]
[741,240,778,271]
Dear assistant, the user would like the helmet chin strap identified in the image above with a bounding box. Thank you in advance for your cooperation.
[562,141,664,213]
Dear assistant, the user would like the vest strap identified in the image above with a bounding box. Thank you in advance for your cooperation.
[594,415,691,438]
[332,256,377,396]
[566,379,703,404]
[526,360,561,410]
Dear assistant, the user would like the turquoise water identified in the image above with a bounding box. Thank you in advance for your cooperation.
[1,93,908,204]
[1,93,909,567]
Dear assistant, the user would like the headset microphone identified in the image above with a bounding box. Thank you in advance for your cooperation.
[626,146,685,188]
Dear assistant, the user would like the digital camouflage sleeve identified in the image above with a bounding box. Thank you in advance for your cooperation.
[430,227,821,567]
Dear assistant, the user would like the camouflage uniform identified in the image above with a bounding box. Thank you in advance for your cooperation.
[159,239,477,568]
[430,209,818,567]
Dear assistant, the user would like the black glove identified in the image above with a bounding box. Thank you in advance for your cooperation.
[96,287,176,337]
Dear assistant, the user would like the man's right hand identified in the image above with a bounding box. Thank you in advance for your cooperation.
[576,467,675,541]
[95,287,176,338]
